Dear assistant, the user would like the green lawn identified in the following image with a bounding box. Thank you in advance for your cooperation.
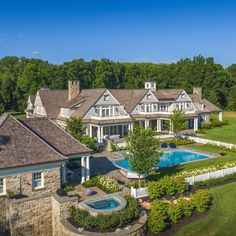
[157,144,236,177]
[8,111,26,118]
[201,111,236,144]
[175,181,236,236]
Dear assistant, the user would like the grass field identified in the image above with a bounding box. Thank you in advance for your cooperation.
[175,181,236,236]
[202,111,236,144]
[8,111,26,118]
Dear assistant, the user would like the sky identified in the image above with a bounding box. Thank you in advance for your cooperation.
[0,0,236,66]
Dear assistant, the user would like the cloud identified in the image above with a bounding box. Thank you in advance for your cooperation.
[30,51,40,55]
[134,57,147,62]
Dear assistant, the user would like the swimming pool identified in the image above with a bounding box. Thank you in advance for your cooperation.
[114,150,211,171]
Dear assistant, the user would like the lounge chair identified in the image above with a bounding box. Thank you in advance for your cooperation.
[161,143,168,148]
[169,143,176,148]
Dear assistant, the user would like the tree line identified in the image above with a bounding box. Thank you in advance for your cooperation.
[0,55,236,114]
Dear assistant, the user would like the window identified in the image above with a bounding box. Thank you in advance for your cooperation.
[104,95,109,101]
[32,172,43,189]
[147,94,151,100]
[153,104,158,112]
[141,105,145,112]
[151,82,154,88]
[146,83,149,88]
[101,107,109,117]
[0,178,5,195]
[181,93,185,99]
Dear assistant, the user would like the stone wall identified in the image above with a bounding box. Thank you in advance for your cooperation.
[51,195,147,236]
[7,194,52,236]
[0,196,9,235]
[5,168,61,197]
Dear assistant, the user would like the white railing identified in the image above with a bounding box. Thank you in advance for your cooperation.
[185,166,236,185]
[185,136,236,150]
[91,114,130,120]
[130,166,236,198]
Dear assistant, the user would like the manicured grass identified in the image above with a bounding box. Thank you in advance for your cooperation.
[201,111,236,144]
[156,144,236,177]
[175,181,236,236]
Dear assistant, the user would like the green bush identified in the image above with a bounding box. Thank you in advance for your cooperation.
[167,203,183,223]
[82,135,99,152]
[69,196,139,230]
[147,181,165,198]
[63,185,75,193]
[162,138,194,146]
[201,121,212,129]
[177,198,194,217]
[148,200,169,233]
[191,189,212,213]
[147,176,188,199]
[194,172,236,188]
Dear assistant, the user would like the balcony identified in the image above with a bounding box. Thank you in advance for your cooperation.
[91,114,130,120]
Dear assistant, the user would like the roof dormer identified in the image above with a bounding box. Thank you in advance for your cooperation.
[144,79,156,91]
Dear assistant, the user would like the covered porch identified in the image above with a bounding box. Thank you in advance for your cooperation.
[88,123,134,143]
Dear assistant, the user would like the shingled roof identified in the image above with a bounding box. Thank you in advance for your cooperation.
[19,118,91,156]
[0,114,67,170]
[38,89,68,119]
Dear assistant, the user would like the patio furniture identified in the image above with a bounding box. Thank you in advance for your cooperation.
[169,143,176,148]
[161,143,168,148]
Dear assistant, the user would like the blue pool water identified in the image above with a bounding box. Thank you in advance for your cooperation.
[86,198,120,210]
[114,150,210,170]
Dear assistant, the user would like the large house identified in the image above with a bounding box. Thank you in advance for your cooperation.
[26,80,222,142]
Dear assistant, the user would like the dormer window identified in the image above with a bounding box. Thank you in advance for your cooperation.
[181,93,185,99]
[151,83,154,88]
[147,94,151,100]
[104,95,109,101]
[200,103,205,110]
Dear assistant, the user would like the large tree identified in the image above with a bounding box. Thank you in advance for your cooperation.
[66,117,85,141]
[125,125,162,188]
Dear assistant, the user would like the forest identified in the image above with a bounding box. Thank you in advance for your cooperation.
[0,55,236,114]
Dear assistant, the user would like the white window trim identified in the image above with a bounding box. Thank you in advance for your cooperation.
[32,172,44,190]
[0,178,6,196]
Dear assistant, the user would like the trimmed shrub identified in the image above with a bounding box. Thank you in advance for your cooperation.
[167,203,183,223]
[148,200,169,233]
[147,176,188,199]
[191,189,212,213]
[177,198,194,217]
[63,185,75,193]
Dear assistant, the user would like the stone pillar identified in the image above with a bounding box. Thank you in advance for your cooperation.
[81,156,86,183]
[194,117,199,131]
[157,119,161,132]
[219,112,223,122]
[86,156,90,181]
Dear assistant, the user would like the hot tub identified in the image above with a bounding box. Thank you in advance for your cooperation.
[78,194,127,216]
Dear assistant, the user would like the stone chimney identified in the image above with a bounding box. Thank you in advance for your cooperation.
[68,80,80,100]
[193,87,203,99]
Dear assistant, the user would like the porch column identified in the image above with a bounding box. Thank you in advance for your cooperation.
[121,125,124,136]
[61,163,67,184]
[128,123,133,131]
[145,119,149,129]
[157,119,161,132]
[86,156,90,181]
[100,126,104,141]
[219,112,223,122]
[81,156,86,183]
[97,126,101,142]
[89,125,93,138]
[194,117,199,131]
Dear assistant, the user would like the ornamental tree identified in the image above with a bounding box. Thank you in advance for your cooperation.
[125,125,162,188]
[66,117,85,141]
[168,109,187,135]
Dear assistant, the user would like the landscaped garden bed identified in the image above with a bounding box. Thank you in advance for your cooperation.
[82,175,121,193]
[68,195,141,233]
